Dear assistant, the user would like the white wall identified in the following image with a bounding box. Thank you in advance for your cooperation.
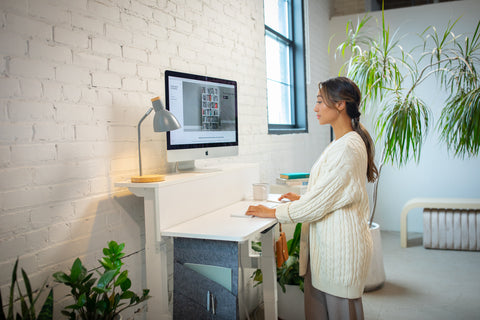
[0,0,331,317]
[330,0,480,233]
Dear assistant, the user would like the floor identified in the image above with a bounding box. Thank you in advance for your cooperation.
[363,231,480,320]
[251,231,480,319]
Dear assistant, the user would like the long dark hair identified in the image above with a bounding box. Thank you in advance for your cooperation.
[319,77,378,182]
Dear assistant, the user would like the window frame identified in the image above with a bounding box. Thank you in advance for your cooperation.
[265,0,308,135]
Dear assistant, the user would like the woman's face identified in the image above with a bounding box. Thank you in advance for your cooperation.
[314,89,339,125]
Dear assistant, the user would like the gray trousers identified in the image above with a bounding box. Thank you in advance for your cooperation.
[304,261,364,320]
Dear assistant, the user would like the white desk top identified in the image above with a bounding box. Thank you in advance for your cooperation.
[115,171,212,189]
[161,201,278,242]
[115,163,259,190]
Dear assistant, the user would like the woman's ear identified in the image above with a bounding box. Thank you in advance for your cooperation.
[336,100,346,112]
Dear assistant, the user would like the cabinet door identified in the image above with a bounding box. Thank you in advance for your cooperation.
[174,261,238,320]
[173,238,240,320]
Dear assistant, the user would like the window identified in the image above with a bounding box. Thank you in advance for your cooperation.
[264,0,307,134]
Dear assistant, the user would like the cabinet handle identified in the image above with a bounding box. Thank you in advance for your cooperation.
[206,291,216,314]
[211,293,216,315]
[206,291,211,312]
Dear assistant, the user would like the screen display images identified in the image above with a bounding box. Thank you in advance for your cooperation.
[165,70,238,152]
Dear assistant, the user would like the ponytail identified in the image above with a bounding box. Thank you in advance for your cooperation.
[319,77,378,182]
[353,120,378,182]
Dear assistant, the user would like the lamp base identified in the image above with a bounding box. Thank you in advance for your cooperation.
[131,174,165,183]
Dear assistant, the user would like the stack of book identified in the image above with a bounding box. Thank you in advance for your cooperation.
[276,172,310,186]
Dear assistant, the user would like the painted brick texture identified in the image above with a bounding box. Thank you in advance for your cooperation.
[0,0,330,318]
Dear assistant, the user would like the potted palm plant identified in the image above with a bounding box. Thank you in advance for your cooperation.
[335,9,479,225]
[53,241,150,320]
[332,5,480,289]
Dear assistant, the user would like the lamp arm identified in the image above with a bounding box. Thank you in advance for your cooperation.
[137,107,154,176]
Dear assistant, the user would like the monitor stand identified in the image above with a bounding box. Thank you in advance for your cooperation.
[175,160,220,173]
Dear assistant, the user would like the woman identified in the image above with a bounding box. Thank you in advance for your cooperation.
[246,77,378,320]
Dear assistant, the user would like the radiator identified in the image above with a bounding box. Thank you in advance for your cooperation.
[423,208,480,251]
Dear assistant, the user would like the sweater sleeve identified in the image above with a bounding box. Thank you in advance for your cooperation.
[275,140,364,224]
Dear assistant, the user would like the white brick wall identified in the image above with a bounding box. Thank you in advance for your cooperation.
[0,0,330,318]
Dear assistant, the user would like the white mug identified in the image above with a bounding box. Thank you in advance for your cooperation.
[252,183,269,201]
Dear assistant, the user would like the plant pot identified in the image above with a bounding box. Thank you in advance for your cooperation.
[277,283,305,320]
[364,222,386,292]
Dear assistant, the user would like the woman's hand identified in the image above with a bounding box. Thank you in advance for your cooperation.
[245,205,276,218]
[278,192,300,202]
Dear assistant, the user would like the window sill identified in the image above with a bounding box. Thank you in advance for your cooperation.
[268,127,308,135]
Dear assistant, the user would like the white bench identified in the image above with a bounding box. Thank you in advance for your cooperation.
[400,198,480,248]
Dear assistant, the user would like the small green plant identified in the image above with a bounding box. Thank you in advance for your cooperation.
[251,223,304,293]
[53,241,150,320]
[0,258,53,320]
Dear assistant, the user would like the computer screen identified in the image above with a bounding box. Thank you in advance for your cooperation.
[165,70,238,171]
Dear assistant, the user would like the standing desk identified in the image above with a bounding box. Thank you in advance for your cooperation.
[115,164,279,320]
[163,201,277,319]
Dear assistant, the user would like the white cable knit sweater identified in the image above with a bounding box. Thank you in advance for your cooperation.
[275,131,372,299]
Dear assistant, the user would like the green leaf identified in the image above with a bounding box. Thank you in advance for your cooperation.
[0,289,6,320]
[251,241,262,252]
[18,286,29,320]
[120,291,135,300]
[52,272,70,284]
[70,258,84,282]
[439,86,480,157]
[91,287,107,295]
[99,257,115,270]
[37,289,53,320]
[84,277,97,290]
[250,269,263,286]
[114,271,128,287]
[77,293,86,307]
[95,300,108,316]
[96,270,116,290]
[375,91,431,167]
[117,243,125,254]
[108,240,117,251]
[113,260,123,270]
[287,223,302,256]
[20,268,33,309]
[81,272,94,284]
[119,278,131,292]
[7,259,19,320]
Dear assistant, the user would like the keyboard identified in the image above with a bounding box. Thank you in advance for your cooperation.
[230,201,280,218]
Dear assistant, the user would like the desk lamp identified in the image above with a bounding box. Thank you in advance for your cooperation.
[131,96,181,183]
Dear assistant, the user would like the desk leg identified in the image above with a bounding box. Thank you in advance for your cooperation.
[143,192,170,319]
[260,226,278,320]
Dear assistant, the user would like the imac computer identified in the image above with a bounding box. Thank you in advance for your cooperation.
[165,70,239,171]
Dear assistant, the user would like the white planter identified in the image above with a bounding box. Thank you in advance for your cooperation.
[277,283,305,320]
[364,222,386,292]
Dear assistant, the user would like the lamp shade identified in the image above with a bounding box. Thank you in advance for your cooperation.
[151,97,181,132]
[131,97,181,183]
